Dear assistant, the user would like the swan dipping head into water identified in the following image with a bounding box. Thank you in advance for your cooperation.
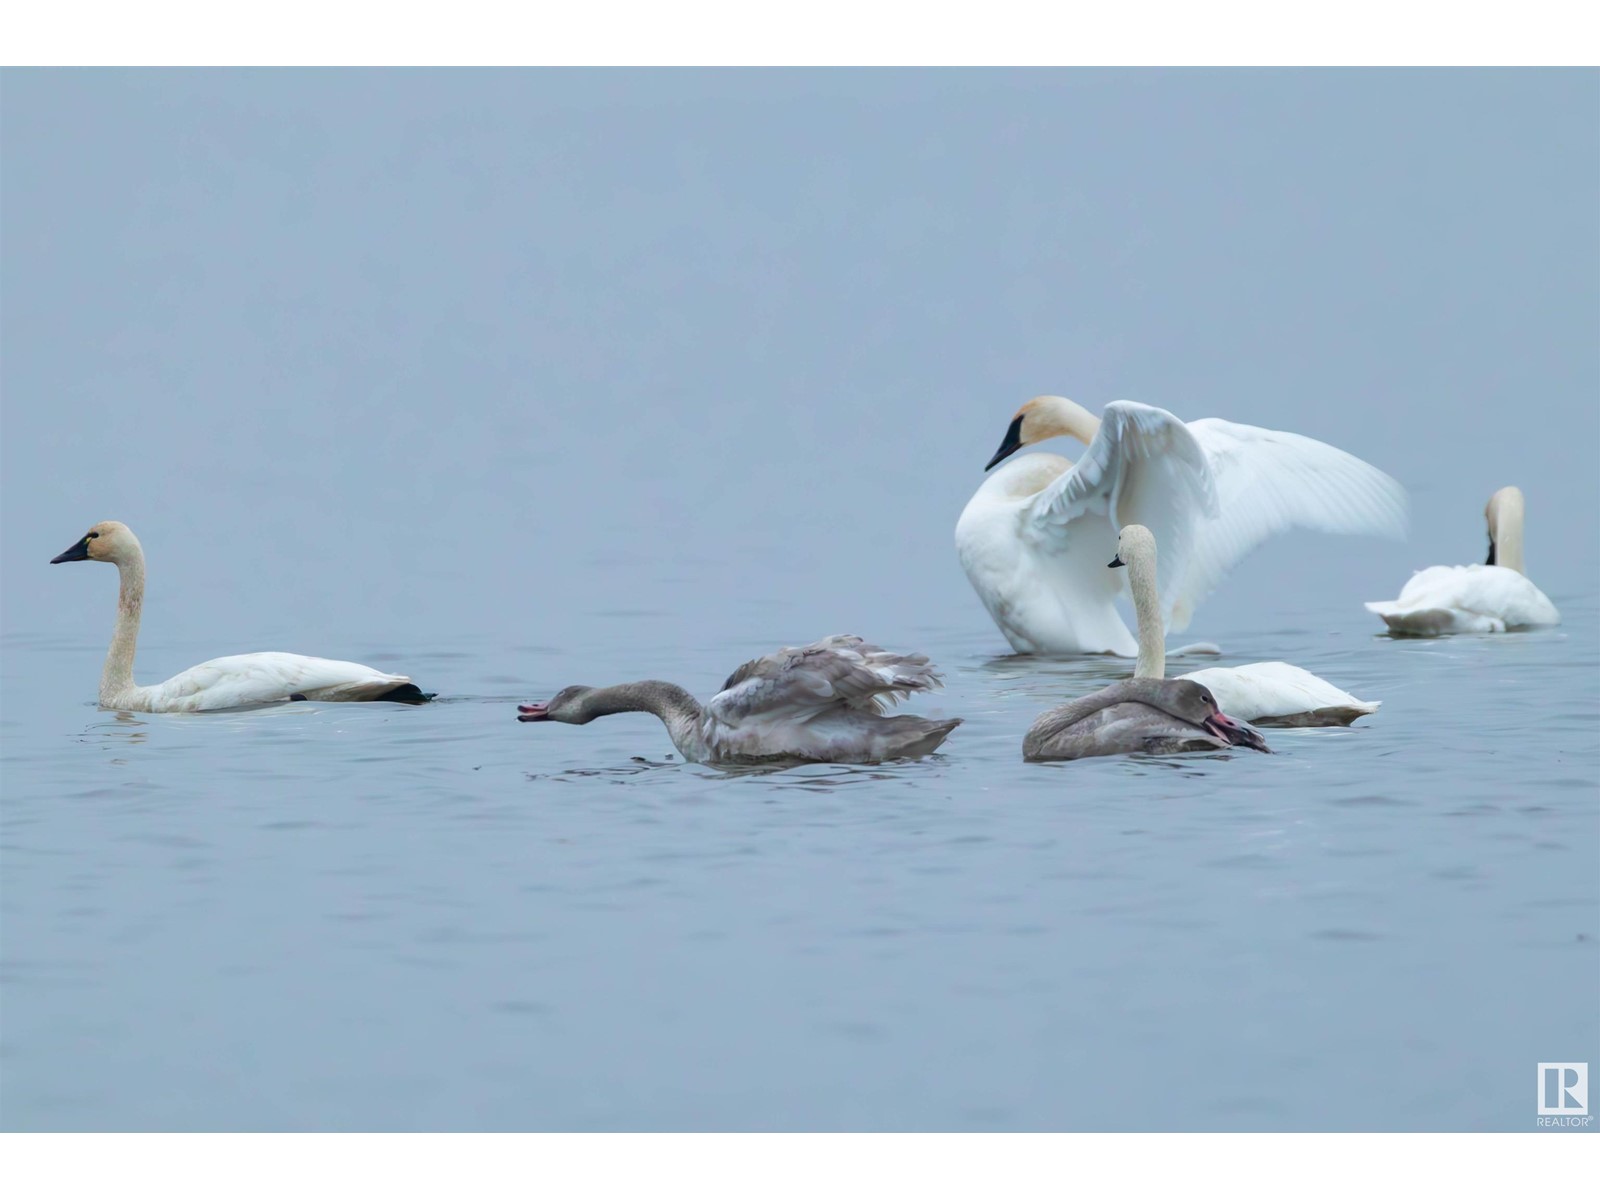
[518,635,962,767]
[1023,675,1269,762]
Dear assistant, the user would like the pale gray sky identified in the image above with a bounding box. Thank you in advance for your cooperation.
[4,70,1595,653]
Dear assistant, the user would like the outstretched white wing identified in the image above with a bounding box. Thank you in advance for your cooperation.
[1026,400,1218,610]
[1163,419,1409,630]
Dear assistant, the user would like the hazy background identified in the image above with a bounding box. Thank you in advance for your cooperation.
[3,69,1595,645]
[2,70,1596,1132]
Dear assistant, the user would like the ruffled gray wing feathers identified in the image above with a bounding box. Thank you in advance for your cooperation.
[714,634,947,722]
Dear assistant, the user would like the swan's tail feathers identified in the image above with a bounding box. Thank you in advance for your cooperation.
[1365,601,1469,637]
[884,715,963,759]
[300,677,436,703]
[1365,600,1409,626]
[376,682,436,704]
[1254,700,1380,728]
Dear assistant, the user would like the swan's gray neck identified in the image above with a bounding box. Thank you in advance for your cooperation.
[579,682,706,759]
[102,552,145,707]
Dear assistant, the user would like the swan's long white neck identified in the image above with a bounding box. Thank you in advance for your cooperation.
[1029,395,1102,446]
[1125,535,1166,680]
[1488,488,1526,575]
[103,546,146,708]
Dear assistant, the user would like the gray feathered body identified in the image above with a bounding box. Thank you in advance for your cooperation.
[695,635,961,765]
[1024,677,1229,762]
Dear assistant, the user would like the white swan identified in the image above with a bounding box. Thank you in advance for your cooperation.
[1113,524,1380,726]
[51,521,433,712]
[517,635,961,765]
[1365,487,1560,635]
[955,395,1409,655]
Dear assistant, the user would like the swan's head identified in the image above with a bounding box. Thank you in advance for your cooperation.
[50,520,139,565]
[517,685,596,724]
[985,395,1100,470]
[1108,524,1157,570]
[1166,679,1270,753]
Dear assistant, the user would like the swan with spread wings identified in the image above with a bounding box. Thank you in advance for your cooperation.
[955,395,1408,655]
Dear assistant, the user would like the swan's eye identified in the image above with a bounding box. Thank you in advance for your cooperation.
[86,532,99,540]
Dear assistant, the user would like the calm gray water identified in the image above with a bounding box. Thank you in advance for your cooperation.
[3,601,1597,1131]
[2,69,1597,1131]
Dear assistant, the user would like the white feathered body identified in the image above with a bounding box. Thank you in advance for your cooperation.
[108,653,417,713]
[1179,661,1380,727]
[956,401,1408,655]
[1364,564,1560,636]
[955,455,1138,656]
[51,521,430,714]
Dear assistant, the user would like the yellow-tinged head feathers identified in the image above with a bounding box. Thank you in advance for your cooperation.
[986,396,1103,470]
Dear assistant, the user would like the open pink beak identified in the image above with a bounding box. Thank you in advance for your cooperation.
[1204,709,1270,753]
[517,702,551,722]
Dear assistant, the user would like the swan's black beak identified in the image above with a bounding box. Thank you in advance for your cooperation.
[51,537,91,564]
[1485,537,1496,567]
[517,702,551,723]
[985,416,1025,471]
[1108,553,1125,569]
[1205,711,1270,753]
